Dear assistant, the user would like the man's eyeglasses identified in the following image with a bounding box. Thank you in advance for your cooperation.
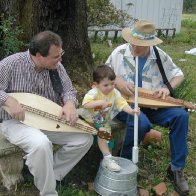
[61,50,65,57]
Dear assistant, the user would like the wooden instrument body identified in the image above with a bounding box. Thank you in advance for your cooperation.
[2,93,97,134]
[127,97,182,108]
[124,88,196,110]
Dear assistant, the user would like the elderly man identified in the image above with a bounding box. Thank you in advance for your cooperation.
[106,20,189,195]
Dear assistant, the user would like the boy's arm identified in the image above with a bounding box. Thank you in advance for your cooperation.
[83,100,111,109]
[122,105,140,115]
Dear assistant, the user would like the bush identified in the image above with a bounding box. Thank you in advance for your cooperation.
[0,16,26,59]
[173,31,193,43]
[87,0,136,27]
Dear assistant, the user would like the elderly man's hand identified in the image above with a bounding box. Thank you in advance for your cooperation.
[153,88,170,99]
[115,77,135,96]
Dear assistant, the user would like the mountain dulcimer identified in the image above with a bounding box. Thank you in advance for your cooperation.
[124,88,196,111]
[2,93,97,134]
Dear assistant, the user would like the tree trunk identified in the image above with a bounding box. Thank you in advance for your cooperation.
[0,0,93,89]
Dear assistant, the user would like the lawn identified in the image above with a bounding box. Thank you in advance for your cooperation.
[182,13,196,21]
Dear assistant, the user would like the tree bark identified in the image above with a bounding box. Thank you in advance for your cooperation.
[0,0,93,88]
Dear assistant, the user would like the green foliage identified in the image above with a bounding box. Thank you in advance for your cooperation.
[164,17,196,44]
[58,185,97,196]
[175,77,195,101]
[0,16,26,59]
[87,0,135,27]
[173,30,193,44]
[57,185,81,195]
[183,0,196,13]
[182,13,196,21]
[181,18,196,28]
[91,42,112,64]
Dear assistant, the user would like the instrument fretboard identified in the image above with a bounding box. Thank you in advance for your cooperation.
[21,104,96,134]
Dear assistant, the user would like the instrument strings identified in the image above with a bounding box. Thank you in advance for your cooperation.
[138,91,195,110]
[21,104,96,134]
[138,91,177,103]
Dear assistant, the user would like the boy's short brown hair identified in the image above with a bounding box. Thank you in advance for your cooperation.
[93,65,116,83]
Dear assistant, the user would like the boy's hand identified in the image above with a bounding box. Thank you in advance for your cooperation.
[94,100,112,111]
[102,102,112,109]
[133,107,140,115]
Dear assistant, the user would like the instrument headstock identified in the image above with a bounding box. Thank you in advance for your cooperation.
[183,101,196,111]
[97,131,112,141]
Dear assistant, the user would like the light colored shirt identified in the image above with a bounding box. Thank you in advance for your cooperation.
[0,50,77,120]
[106,43,183,90]
[80,88,128,126]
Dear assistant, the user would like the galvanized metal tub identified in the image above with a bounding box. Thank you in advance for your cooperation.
[94,156,138,196]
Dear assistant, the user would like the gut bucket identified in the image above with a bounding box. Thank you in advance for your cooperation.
[94,157,138,196]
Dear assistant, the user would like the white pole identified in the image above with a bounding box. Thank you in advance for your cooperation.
[132,56,139,164]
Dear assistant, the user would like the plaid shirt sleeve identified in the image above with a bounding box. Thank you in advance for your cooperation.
[58,64,78,106]
[0,58,12,106]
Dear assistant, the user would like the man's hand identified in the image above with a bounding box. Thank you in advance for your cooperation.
[115,77,134,96]
[4,96,25,121]
[59,100,78,125]
[153,88,170,99]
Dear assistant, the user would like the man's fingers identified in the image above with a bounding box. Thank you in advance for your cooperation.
[66,113,78,125]
[18,111,25,121]
[125,86,134,96]
[154,89,169,99]
[11,110,25,121]
[153,90,162,98]
[58,111,63,119]
[162,91,167,99]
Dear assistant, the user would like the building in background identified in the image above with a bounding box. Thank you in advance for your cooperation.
[88,0,183,40]
[110,0,183,33]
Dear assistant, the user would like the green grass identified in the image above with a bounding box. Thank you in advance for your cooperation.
[183,13,196,21]
[182,13,196,28]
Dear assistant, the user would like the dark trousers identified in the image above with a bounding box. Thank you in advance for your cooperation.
[116,107,189,169]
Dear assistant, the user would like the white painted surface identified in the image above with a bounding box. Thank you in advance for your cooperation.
[110,0,183,33]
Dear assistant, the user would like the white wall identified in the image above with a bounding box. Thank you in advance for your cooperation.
[110,0,183,33]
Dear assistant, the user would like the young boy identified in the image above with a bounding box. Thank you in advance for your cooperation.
[80,65,140,172]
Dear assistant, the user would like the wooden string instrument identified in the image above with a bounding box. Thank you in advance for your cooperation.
[2,93,97,134]
[124,88,196,111]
